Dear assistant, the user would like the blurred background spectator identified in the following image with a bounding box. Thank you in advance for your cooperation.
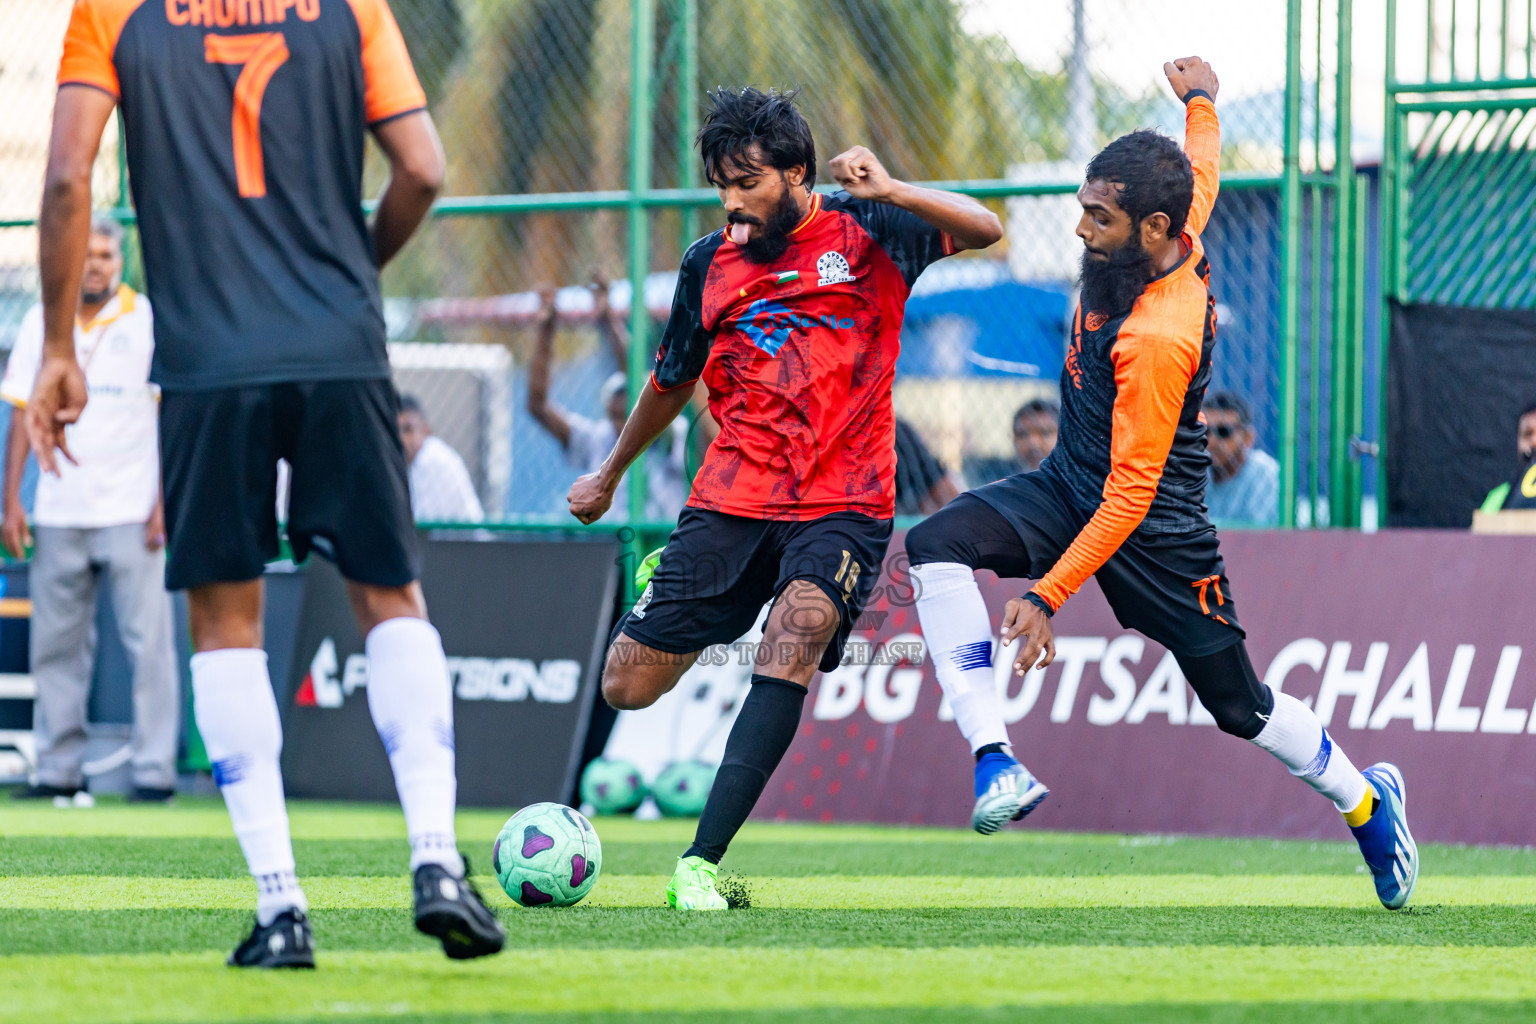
[398,393,484,524]
[1478,401,1536,514]
[963,396,1060,486]
[1205,391,1279,527]
[526,278,689,521]
[0,217,177,803]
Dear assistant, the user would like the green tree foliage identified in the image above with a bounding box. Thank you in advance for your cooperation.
[384,0,1159,300]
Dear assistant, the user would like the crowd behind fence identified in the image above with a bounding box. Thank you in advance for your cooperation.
[1,0,1376,536]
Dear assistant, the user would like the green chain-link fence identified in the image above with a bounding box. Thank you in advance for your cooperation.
[0,0,1367,541]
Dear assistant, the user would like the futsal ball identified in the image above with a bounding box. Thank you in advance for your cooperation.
[580,757,647,815]
[493,802,602,907]
[651,761,717,817]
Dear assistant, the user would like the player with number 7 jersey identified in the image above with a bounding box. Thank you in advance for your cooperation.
[43,0,505,966]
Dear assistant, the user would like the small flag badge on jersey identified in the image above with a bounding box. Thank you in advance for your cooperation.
[740,270,801,299]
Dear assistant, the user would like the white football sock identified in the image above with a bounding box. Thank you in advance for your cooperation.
[191,648,308,925]
[911,561,1010,754]
[366,617,463,875]
[1250,688,1369,812]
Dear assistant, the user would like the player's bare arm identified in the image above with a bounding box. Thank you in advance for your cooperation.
[33,84,115,475]
[1,406,31,559]
[567,382,694,524]
[829,145,1002,250]
[370,111,446,268]
[526,285,574,446]
[1163,55,1220,103]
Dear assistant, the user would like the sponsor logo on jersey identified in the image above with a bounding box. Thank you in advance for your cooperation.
[816,250,857,286]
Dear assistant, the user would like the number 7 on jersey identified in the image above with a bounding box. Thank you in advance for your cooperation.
[204,32,290,199]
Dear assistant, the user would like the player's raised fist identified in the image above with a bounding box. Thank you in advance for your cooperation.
[830,145,897,201]
[568,471,617,525]
[1163,56,1219,103]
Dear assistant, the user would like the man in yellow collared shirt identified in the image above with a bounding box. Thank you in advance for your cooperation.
[0,217,177,804]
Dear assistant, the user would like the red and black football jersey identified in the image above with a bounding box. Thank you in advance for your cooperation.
[59,0,426,392]
[653,191,956,521]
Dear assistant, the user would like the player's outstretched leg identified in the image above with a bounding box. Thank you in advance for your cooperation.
[361,606,505,957]
[190,641,315,969]
[669,673,805,910]
[668,581,838,910]
[1178,643,1418,909]
[907,501,1049,834]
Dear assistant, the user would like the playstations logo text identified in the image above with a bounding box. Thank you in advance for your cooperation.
[296,638,580,708]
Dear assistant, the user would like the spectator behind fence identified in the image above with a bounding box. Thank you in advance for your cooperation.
[1,217,178,804]
[1478,401,1536,514]
[527,280,688,521]
[963,396,1059,486]
[1204,391,1279,526]
[894,417,960,514]
[397,394,484,523]
[1014,397,1059,474]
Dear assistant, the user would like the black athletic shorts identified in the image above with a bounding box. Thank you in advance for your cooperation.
[615,507,893,673]
[160,378,419,591]
[959,469,1244,657]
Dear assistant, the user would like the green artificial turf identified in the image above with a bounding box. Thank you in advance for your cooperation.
[2,796,1534,1023]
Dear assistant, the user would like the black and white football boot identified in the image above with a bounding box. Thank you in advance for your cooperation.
[413,858,505,960]
[227,908,316,969]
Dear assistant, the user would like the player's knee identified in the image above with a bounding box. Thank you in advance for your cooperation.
[904,512,975,569]
[600,645,666,711]
[1206,689,1272,740]
[600,668,654,712]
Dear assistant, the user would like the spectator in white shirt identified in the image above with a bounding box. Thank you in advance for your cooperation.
[526,278,689,522]
[1,217,179,803]
[397,393,484,523]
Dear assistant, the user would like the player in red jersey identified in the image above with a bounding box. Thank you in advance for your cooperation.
[567,87,1001,909]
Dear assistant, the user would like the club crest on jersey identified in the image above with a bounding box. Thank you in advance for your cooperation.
[816,251,856,286]
[1084,311,1109,332]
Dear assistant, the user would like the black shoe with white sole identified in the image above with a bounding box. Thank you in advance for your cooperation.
[413,859,505,960]
[227,908,316,969]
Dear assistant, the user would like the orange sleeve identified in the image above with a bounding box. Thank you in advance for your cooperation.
[1183,96,1221,237]
[1030,305,1202,612]
[345,0,428,124]
[58,0,143,98]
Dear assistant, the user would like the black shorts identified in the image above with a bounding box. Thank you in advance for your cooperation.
[160,378,419,591]
[615,508,893,673]
[946,470,1244,657]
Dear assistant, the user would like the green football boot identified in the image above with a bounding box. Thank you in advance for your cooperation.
[666,855,728,911]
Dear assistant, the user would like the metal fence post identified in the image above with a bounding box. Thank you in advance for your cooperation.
[1278,0,1304,527]
[677,0,699,253]
[1330,0,1355,527]
[625,0,656,589]
[1377,0,1399,527]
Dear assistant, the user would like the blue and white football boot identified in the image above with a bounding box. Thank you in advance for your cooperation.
[1349,762,1418,910]
[971,751,1049,835]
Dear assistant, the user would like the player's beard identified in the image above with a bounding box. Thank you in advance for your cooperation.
[733,188,804,265]
[1078,237,1154,318]
[81,285,113,306]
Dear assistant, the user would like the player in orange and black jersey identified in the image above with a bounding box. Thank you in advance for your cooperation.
[904,58,1419,910]
[33,0,502,965]
[566,87,1002,909]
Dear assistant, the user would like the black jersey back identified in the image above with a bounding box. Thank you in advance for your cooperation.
[59,0,427,392]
